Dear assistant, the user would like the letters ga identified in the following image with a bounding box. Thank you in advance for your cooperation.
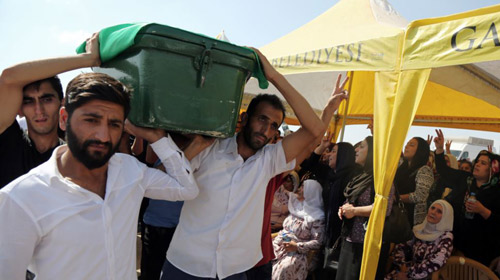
[451,22,500,52]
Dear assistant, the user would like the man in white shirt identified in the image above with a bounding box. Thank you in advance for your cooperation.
[163,49,348,279]
[0,33,205,280]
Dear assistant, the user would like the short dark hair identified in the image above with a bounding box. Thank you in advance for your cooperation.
[458,159,473,169]
[64,73,131,118]
[23,76,64,101]
[246,94,286,124]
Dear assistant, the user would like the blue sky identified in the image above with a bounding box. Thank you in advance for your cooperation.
[1,0,500,150]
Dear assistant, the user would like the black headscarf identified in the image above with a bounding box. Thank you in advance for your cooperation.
[325,142,356,246]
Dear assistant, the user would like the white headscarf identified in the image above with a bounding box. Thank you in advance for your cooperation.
[288,179,324,224]
[413,199,454,242]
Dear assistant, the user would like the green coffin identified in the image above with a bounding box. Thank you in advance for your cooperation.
[94,24,259,137]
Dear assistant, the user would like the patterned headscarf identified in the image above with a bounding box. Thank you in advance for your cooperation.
[413,199,454,242]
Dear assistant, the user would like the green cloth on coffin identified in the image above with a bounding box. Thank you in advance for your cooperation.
[76,22,269,89]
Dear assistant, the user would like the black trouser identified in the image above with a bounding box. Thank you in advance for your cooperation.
[141,224,176,280]
[245,261,272,280]
[336,240,363,280]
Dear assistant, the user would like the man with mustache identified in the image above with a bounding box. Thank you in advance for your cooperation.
[162,49,348,280]
[0,33,204,279]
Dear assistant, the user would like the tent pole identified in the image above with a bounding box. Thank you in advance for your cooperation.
[332,113,339,142]
[339,71,354,141]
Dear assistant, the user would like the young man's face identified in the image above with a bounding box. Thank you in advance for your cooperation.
[61,99,124,170]
[243,102,283,151]
[20,81,61,137]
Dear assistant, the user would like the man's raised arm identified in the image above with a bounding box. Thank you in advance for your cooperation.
[293,75,349,166]
[252,48,346,163]
[0,33,101,133]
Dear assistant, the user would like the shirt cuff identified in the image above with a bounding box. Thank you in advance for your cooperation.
[150,135,180,161]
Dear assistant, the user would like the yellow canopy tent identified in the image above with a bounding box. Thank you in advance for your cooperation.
[244,1,500,279]
[364,5,500,279]
[244,0,500,133]
[243,0,406,131]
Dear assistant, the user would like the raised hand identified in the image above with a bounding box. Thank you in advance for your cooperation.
[445,140,453,154]
[249,47,279,82]
[85,32,101,67]
[325,74,349,112]
[427,134,433,146]
[433,129,445,154]
[320,131,334,149]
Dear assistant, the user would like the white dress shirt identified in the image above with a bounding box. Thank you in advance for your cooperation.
[167,135,295,279]
[0,136,197,280]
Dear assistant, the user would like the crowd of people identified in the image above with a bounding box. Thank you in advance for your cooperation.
[0,32,499,280]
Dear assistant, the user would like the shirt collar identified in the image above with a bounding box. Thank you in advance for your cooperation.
[217,133,269,163]
[217,134,239,156]
[40,144,122,197]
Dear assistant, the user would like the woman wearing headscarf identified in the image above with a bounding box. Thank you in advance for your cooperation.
[433,129,500,266]
[335,136,376,280]
[385,200,454,280]
[272,179,325,280]
[323,142,356,255]
[271,171,300,232]
[394,137,433,226]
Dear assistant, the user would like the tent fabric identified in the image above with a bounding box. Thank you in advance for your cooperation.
[260,0,406,72]
[243,4,500,132]
[360,69,431,279]
[403,5,500,70]
[362,5,500,279]
[215,30,230,42]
